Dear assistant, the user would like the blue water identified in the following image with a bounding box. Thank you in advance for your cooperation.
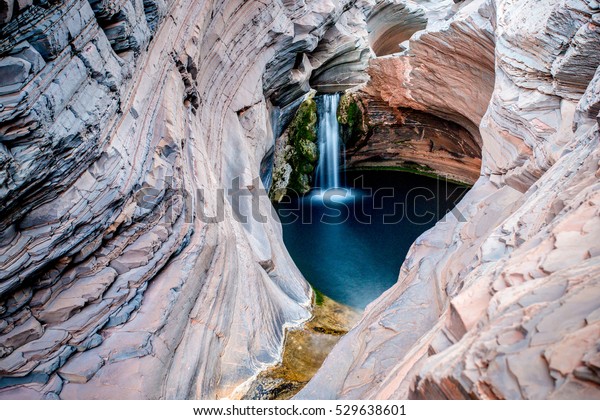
[275,171,468,309]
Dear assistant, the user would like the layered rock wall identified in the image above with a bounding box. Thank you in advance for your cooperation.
[340,94,483,184]
[337,0,493,184]
[0,0,372,399]
[299,0,600,399]
[2,0,599,401]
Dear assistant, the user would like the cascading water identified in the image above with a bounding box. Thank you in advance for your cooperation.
[315,94,342,190]
[275,96,469,309]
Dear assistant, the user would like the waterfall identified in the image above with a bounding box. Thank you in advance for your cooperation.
[316,93,341,190]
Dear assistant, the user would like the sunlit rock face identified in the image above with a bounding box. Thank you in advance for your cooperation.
[298,0,600,400]
[0,0,380,399]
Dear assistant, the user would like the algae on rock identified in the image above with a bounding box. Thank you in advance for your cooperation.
[270,96,319,201]
[242,293,361,400]
[337,92,366,149]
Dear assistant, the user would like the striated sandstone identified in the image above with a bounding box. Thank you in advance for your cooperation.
[341,93,482,184]
[1,0,600,401]
[0,0,378,399]
[299,0,600,400]
[338,0,494,185]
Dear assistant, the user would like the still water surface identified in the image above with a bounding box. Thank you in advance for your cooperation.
[275,170,468,309]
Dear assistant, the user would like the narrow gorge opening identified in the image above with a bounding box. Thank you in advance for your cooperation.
[2,0,599,404]
[274,93,470,310]
[250,93,473,400]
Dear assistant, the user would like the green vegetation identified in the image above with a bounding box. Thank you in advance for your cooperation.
[289,99,318,149]
[312,286,325,306]
[288,98,319,194]
[338,93,366,148]
[269,97,319,201]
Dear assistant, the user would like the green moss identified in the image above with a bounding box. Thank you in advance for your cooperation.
[289,173,310,194]
[299,162,315,174]
[284,98,320,196]
[337,93,365,148]
[290,99,318,147]
[312,287,325,306]
[269,96,320,201]
[297,138,318,162]
[345,102,362,127]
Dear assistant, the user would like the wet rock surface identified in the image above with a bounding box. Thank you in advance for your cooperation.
[242,294,361,400]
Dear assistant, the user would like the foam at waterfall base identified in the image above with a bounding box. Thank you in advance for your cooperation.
[307,187,361,204]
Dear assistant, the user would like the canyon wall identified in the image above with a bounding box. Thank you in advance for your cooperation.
[299,0,600,399]
[342,0,487,185]
[0,0,377,399]
[2,0,599,400]
[270,0,480,198]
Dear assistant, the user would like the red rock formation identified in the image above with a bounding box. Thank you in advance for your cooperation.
[342,95,482,184]
[337,0,495,185]
[0,0,369,399]
[298,0,600,400]
[1,0,599,401]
